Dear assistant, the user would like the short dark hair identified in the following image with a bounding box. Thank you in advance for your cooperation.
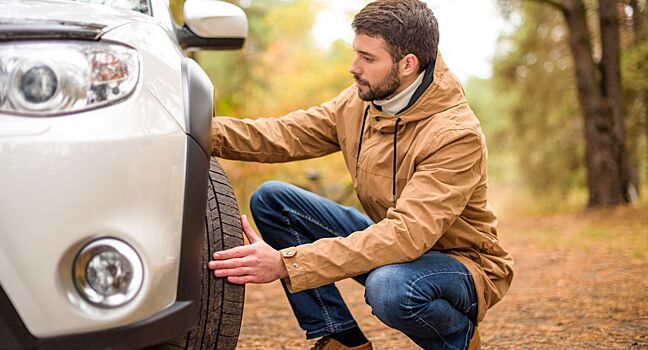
[352,0,439,72]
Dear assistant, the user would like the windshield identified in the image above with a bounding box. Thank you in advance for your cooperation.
[69,0,150,15]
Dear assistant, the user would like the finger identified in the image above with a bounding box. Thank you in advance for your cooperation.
[241,215,261,243]
[212,245,253,260]
[227,275,257,284]
[208,257,248,270]
[212,267,250,278]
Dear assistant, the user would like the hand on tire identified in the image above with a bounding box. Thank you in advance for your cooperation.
[208,215,289,284]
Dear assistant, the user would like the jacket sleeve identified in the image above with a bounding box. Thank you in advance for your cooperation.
[279,128,485,292]
[211,90,349,163]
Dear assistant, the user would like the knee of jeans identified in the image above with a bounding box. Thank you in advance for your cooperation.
[250,180,291,216]
[365,265,411,327]
[249,181,295,249]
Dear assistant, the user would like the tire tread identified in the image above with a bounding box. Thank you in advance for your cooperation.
[153,159,245,350]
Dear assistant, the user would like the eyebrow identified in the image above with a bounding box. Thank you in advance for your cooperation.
[354,49,375,58]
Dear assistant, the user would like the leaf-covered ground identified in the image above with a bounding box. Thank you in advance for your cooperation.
[236,205,648,349]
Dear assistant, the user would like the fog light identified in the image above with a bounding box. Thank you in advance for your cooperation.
[73,238,143,308]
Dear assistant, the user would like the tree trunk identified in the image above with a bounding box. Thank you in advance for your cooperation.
[598,0,629,202]
[562,0,628,207]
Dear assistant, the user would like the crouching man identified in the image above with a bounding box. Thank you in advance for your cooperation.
[208,1,514,349]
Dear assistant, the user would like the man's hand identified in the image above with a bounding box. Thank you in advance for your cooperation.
[208,215,288,284]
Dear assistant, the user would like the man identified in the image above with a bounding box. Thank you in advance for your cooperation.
[208,1,514,349]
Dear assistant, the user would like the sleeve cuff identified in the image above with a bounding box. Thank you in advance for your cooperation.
[279,247,310,293]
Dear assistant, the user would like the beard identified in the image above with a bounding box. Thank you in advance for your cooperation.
[354,63,401,101]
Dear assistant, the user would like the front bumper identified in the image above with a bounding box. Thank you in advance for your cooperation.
[0,288,196,350]
[0,135,210,349]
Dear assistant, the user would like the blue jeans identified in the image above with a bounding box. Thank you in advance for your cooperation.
[250,181,478,350]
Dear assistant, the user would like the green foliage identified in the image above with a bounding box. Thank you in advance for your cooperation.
[492,2,586,205]
[623,42,648,92]
[623,38,648,198]
[464,77,516,184]
[196,0,353,117]
[168,0,183,24]
[190,0,357,215]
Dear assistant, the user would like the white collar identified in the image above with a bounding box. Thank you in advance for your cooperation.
[373,70,426,115]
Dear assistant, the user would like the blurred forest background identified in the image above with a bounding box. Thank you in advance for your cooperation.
[170,0,648,218]
[167,1,648,347]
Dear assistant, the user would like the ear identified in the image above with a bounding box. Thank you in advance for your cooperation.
[400,54,419,77]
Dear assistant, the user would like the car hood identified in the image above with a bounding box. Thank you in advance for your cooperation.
[0,0,151,40]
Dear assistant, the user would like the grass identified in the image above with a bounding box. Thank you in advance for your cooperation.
[505,204,648,259]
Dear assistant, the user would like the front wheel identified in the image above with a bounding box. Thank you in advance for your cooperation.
[159,159,245,350]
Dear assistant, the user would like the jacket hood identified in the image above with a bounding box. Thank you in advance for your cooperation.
[367,52,467,132]
[0,0,151,40]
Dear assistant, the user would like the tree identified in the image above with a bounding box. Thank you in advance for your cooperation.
[504,0,630,207]
[493,5,586,208]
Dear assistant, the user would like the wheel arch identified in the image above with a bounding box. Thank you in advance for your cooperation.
[181,57,214,158]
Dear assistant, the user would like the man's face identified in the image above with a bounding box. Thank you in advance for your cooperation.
[349,34,401,101]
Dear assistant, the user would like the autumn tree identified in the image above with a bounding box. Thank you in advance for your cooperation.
[500,0,633,207]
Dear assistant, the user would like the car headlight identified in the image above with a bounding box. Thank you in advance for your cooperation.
[73,238,144,308]
[0,41,140,116]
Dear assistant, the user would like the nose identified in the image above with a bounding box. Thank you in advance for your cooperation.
[349,55,361,76]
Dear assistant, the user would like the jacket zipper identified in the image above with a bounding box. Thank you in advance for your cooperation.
[392,117,401,203]
[355,105,370,177]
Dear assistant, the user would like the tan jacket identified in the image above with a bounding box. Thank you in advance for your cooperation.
[211,54,514,323]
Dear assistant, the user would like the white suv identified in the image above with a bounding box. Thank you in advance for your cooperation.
[0,0,247,349]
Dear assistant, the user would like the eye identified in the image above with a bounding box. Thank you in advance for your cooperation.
[363,56,374,62]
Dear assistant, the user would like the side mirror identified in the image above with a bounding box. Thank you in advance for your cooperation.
[175,0,248,50]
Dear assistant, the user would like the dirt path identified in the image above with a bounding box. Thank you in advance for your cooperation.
[236,207,648,349]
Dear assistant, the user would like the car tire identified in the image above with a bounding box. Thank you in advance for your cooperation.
[155,159,245,350]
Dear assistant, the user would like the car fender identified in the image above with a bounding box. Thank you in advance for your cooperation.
[181,57,214,158]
